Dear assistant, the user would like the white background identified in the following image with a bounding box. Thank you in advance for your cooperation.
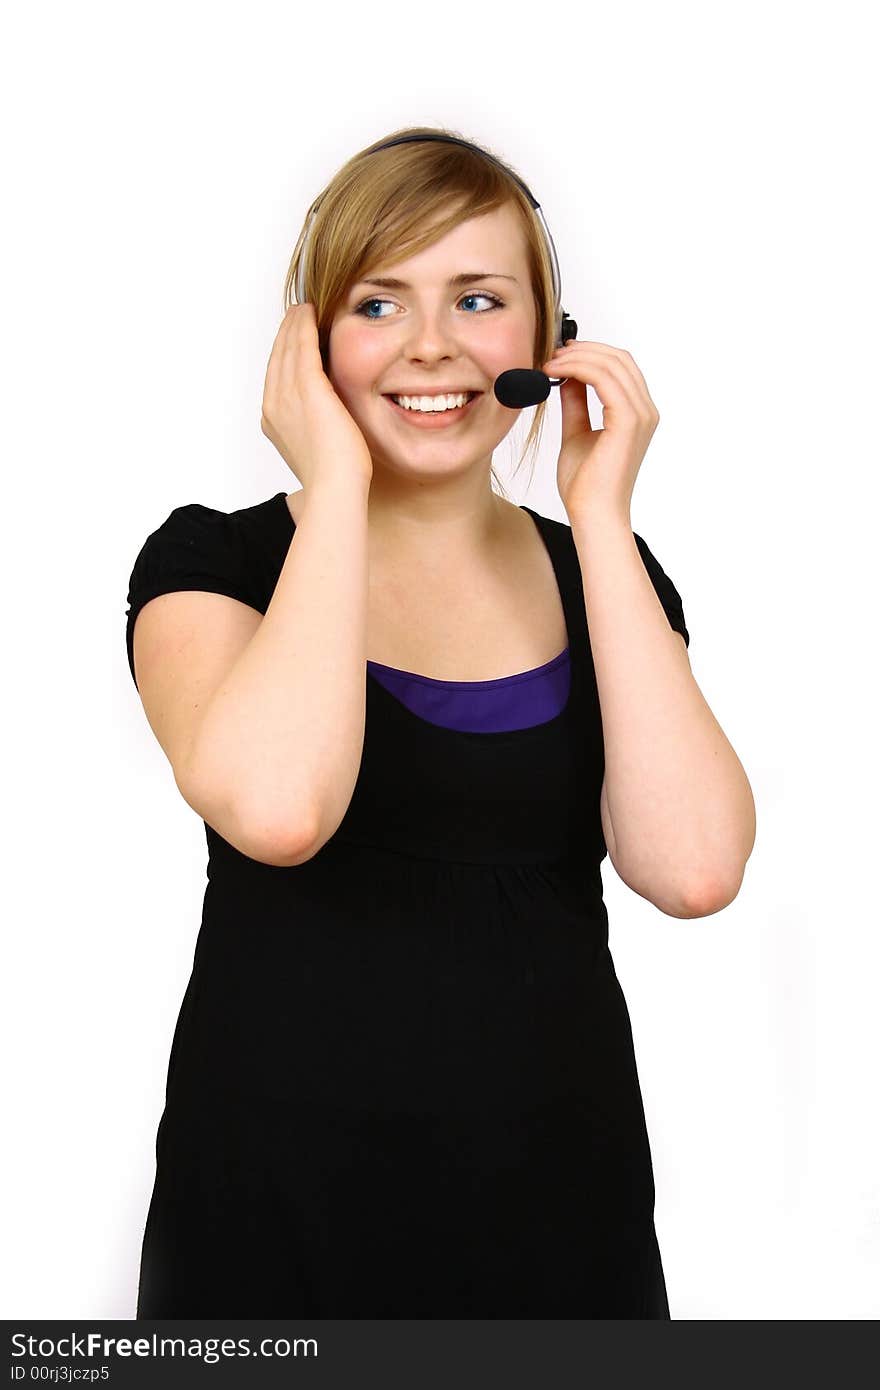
[3,0,878,1320]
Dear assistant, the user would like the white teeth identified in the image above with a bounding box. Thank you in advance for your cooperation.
[391,392,472,412]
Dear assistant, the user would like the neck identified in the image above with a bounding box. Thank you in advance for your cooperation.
[364,470,512,572]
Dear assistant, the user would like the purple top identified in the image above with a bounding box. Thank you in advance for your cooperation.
[367,647,571,734]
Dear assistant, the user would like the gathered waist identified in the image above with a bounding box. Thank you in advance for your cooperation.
[168,848,620,1115]
[206,825,607,910]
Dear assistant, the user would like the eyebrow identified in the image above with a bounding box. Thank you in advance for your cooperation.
[354,272,519,291]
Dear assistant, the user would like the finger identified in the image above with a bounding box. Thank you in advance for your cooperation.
[272,304,320,404]
[288,302,326,382]
[559,376,592,446]
[265,304,304,403]
[547,342,655,412]
[545,351,642,420]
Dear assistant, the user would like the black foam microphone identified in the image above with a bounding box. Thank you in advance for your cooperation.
[494,310,578,407]
[493,368,566,409]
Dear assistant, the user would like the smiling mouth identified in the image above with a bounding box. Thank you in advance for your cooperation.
[382,392,483,425]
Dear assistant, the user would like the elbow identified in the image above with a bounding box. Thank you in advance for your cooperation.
[275,824,322,868]
[178,756,321,868]
[614,854,745,920]
[200,781,321,869]
[677,864,747,919]
[240,802,322,869]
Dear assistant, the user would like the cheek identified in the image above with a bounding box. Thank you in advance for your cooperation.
[328,322,387,394]
[482,317,536,368]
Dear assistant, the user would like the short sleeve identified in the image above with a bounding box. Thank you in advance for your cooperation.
[632,532,690,648]
[125,502,258,691]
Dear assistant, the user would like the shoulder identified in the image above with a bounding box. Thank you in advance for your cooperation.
[631,530,690,648]
[130,492,285,568]
[125,492,284,660]
[127,500,243,590]
[284,490,304,527]
[515,500,571,538]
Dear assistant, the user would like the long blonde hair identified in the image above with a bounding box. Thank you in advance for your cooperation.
[283,125,558,498]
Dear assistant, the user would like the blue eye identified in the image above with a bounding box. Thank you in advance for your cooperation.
[354,291,504,320]
[354,298,394,320]
[458,292,503,313]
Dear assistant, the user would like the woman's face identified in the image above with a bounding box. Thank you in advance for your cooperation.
[327,202,538,480]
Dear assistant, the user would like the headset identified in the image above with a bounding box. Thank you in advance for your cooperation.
[292,133,578,407]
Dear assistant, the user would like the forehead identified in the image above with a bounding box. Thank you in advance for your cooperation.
[363,202,529,280]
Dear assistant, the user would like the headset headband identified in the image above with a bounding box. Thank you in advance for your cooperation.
[293,133,576,348]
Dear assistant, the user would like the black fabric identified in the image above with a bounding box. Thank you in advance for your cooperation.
[125,500,265,691]
[633,533,689,650]
[125,491,689,1318]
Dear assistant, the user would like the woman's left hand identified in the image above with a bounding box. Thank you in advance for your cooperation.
[541,341,660,525]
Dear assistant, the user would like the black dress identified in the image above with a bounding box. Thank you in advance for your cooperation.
[124,491,690,1318]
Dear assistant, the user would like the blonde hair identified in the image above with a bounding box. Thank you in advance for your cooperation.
[283,125,558,499]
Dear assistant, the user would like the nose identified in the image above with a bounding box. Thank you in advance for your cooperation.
[402,304,460,363]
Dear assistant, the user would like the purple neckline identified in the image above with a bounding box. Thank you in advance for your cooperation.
[366,646,570,689]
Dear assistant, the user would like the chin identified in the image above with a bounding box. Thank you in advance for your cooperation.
[374,438,494,474]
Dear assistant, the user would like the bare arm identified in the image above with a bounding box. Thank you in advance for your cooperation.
[575,509,756,916]
[184,472,371,864]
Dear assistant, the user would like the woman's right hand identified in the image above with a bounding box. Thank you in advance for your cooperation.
[261,303,373,488]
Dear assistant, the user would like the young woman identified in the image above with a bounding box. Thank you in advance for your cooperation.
[125,125,755,1317]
